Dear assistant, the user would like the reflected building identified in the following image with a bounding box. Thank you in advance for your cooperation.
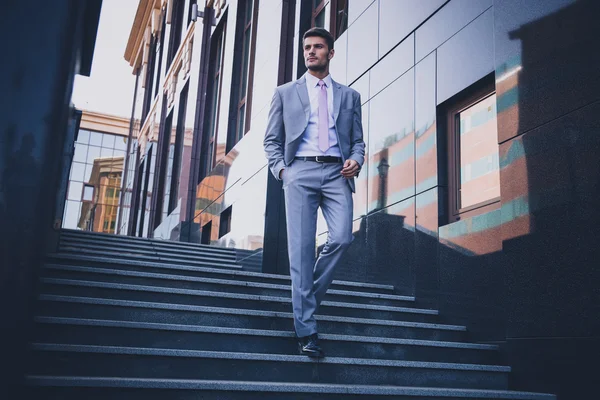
[62,110,130,234]
[120,1,600,399]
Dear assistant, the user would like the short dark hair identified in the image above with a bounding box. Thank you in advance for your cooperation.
[303,27,334,51]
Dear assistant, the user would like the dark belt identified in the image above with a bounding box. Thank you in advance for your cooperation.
[295,156,342,163]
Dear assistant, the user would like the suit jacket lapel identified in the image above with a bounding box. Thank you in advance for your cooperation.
[332,78,342,121]
[295,76,310,121]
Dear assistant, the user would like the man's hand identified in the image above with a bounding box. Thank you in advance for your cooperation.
[279,168,285,180]
[341,159,359,178]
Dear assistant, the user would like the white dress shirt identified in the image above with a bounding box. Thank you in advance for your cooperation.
[295,73,341,157]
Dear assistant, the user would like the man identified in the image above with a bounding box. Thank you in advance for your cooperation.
[263,27,365,357]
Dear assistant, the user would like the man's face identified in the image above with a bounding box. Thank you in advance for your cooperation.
[303,36,334,71]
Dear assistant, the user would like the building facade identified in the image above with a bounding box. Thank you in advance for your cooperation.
[121,1,599,398]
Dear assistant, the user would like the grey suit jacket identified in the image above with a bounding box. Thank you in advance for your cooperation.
[263,74,366,192]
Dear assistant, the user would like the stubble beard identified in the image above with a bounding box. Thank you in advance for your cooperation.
[307,64,327,72]
[307,61,328,72]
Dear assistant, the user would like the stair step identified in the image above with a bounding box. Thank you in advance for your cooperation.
[60,230,238,254]
[33,317,500,364]
[45,253,396,294]
[29,343,510,389]
[42,264,415,307]
[37,295,467,342]
[39,278,438,322]
[53,247,243,269]
[58,238,238,261]
[25,376,557,400]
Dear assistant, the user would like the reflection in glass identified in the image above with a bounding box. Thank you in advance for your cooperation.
[68,181,83,201]
[457,94,499,208]
[86,146,101,163]
[70,162,85,182]
[100,147,113,158]
[102,134,116,148]
[73,143,87,163]
[82,184,94,202]
[114,136,127,151]
[63,200,81,229]
[89,131,103,146]
[348,0,374,27]
[347,1,378,83]
[204,21,226,176]
[379,0,445,57]
[78,130,90,144]
[334,0,349,38]
[315,7,325,28]
[64,128,128,234]
[368,71,414,212]
[84,163,94,182]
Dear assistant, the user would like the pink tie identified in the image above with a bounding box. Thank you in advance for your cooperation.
[317,80,329,152]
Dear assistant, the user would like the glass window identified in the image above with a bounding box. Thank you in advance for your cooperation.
[444,76,500,223]
[86,146,101,163]
[311,0,326,28]
[89,131,103,146]
[219,206,232,238]
[70,162,86,182]
[84,163,94,182]
[68,181,83,201]
[245,0,254,23]
[457,94,499,209]
[114,136,128,151]
[227,0,258,152]
[203,19,226,178]
[332,0,349,39]
[347,1,378,83]
[62,200,81,229]
[77,130,90,144]
[102,133,116,148]
[114,149,126,159]
[100,147,114,158]
[187,0,198,25]
[315,8,325,27]
[82,184,94,202]
[237,104,246,143]
[73,143,87,163]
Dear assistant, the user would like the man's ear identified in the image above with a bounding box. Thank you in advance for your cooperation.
[328,48,335,60]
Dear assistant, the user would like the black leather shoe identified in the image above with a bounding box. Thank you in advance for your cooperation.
[297,333,324,357]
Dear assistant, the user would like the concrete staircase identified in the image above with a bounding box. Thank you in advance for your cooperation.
[26,229,555,399]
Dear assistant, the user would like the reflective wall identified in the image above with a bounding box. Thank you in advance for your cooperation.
[315,0,497,295]
[493,0,600,398]
[63,129,128,234]
[191,0,283,265]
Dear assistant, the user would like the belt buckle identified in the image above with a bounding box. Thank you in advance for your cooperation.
[315,156,325,163]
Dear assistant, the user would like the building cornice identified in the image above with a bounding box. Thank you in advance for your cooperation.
[80,110,131,137]
[125,0,165,70]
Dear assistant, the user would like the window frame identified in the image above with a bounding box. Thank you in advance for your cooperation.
[166,0,185,68]
[141,35,158,124]
[311,0,326,28]
[226,0,259,153]
[187,0,198,26]
[153,12,167,98]
[167,80,190,214]
[205,17,227,176]
[329,0,348,39]
[219,205,232,238]
[445,77,500,223]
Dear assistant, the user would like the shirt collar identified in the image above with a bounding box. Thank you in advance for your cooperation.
[305,72,333,88]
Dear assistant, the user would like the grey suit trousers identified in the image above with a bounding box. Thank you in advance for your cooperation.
[282,159,354,337]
